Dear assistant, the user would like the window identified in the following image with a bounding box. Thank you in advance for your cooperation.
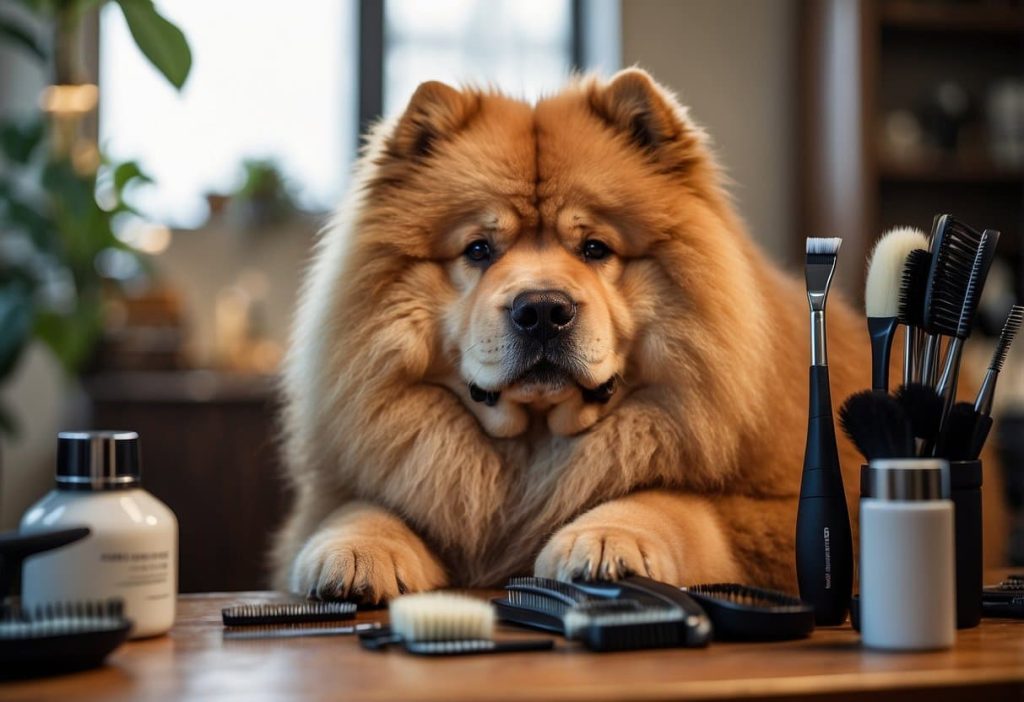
[99,0,357,228]
[384,0,573,115]
[99,1,617,228]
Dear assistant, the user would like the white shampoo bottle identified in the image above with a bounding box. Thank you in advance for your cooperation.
[20,431,178,638]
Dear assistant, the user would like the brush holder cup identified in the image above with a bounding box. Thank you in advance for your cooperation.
[860,460,982,629]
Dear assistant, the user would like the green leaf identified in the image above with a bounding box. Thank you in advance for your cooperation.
[0,283,34,382]
[0,14,47,61]
[33,298,103,375]
[112,160,153,192]
[115,0,192,90]
[0,117,46,163]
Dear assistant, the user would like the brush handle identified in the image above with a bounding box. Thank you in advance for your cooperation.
[974,368,998,417]
[932,338,965,456]
[920,334,942,387]
[868,317,899,393]
[903,326,916,386]
[797,365,853,626]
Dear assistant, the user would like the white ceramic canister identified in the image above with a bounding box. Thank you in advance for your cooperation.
[20,431,178,638]
[860,457,955,651]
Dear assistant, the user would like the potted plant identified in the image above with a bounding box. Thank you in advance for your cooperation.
[0,0,192,438]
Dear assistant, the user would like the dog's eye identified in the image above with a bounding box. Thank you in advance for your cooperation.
[464,240,491,264]
[583,239,612,261]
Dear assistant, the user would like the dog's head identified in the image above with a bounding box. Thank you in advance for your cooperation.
[347,69,756,439]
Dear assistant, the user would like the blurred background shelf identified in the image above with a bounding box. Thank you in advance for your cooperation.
[880,1,1024,33]
[878,158,1024,183]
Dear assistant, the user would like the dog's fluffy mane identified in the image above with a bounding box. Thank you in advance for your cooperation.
[272,70,877,588]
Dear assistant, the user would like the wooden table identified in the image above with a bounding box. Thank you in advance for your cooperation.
[2,589,1023,702]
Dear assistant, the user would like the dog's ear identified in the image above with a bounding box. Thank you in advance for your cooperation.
[589,69,702,169]
[388,81,479,160]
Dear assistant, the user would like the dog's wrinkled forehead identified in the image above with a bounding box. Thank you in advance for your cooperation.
[369,71,706,256]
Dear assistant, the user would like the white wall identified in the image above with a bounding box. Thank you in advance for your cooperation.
[620,0,798,264]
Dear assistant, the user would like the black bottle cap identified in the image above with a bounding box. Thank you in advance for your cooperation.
[56,431,141,491]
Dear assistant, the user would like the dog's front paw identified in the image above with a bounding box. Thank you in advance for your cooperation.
[289,529,446,604]
[534,523,680,583]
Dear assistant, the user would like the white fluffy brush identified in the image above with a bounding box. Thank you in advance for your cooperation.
[382,592,553,655]
[865,227,929,391]
[389,592,495,642]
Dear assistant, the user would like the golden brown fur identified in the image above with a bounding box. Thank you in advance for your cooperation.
[271,70,1005,601]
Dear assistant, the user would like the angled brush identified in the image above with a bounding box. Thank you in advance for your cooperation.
[865,228,930,392]
[898,248,931,384]
[798,237,852,626]
[839,390,915,461]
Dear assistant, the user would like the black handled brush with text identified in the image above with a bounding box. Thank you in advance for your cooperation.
[797,237,853,626]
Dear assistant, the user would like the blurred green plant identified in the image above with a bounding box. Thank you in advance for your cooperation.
[229,158,298,228]
[0,0,191,435]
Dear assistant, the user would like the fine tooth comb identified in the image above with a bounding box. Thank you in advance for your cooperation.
[221,601,357,626]
[223,622,382,641]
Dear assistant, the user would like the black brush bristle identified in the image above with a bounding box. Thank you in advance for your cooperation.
[943,402,982,461]
[990,305,1024,373]
[221,601,356,627]
[894,383,944,446]
[924,216,993,337]
[839,391,915,460]
[898,249,930,327]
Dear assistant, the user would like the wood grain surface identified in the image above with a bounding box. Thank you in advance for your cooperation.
[1,586,1022,702]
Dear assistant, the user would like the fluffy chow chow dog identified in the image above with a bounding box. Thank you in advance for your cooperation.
[272,69,1003,602]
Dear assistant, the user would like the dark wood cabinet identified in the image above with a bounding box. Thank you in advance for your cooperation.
[85,371,290,592]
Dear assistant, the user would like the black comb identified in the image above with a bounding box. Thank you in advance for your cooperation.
[221,601,356,626]
[684,584,815,641]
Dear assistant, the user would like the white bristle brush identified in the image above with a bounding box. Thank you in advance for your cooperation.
[865,227,929,392]
[365,592,553,656]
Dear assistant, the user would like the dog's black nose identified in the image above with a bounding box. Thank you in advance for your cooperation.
[510,290,577,342]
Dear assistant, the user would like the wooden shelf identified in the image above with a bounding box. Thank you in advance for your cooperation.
[880,2,1024,34]
[879,158,1024,183]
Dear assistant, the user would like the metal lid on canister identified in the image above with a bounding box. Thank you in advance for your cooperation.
[864,458,950,501]
[56,430,141,491]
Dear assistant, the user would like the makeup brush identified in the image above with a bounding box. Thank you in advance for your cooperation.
[866,228,930,393]
[839,390,915,461]
[898,248,931,384]
[797,236,852,627]
[932,229,999,444]
[962,304,1024,459]
[919,215,988,387]
[894,382,944,454]
[943,402,984,462]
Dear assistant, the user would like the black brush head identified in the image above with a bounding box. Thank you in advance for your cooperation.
[990,305,1024,373]
[898,249,930,327]
[839,390,915,461]
[943,402,982,461]
[894,383,944,445]
[924,216,997,338]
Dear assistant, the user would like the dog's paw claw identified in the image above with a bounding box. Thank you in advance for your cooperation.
[290,533,445,605]
[535,525,675,583]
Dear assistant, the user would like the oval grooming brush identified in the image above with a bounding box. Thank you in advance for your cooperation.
[0,600,131,675]
[684,584,815,641]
